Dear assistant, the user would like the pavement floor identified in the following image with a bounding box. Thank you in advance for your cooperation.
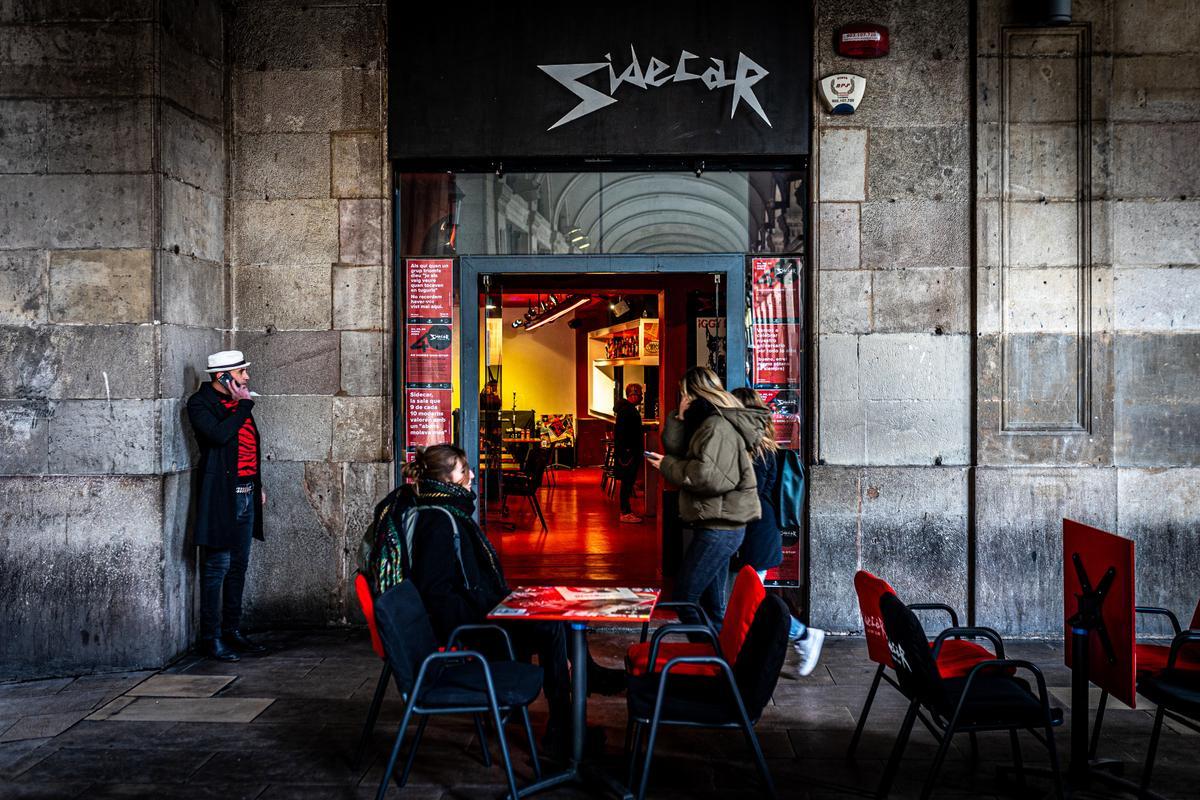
[0,630,1195,799]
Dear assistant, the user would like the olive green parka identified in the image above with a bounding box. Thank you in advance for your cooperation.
[660,403,770,530]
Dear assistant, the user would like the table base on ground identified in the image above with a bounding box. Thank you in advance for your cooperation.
[512,623,634,800]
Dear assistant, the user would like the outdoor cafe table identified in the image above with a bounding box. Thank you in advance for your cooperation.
[488,585,660,799]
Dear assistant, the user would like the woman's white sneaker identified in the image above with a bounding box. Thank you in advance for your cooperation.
[794,628,825,677]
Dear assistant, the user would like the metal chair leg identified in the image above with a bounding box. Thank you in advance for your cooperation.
[736,705,777,798]
[376,700,417,800]
[530,494,548,532]
[636,714,664,800]
[355,661,391,767]
[1009,728,1026,791]
[876,700,918,799]
[919,726,956,800]
[489,697,521,800]
[627,721,644,789]
[474,712,492,767]
[848,663,885,759]
[398,715,428,787]
[1140,706,1167,795]
[1043,713,1064,800]
[1089,688,1109,759]
[520,706,542,781]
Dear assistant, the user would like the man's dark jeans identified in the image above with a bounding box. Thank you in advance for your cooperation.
[674,527,746,634]
[200,486,255,640]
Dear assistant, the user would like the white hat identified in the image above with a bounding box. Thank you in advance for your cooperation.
[205,350,251,373]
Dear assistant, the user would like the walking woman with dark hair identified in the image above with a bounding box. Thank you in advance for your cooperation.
[646,367,767,628]
[731,387,825,676]
[365,444,622,757]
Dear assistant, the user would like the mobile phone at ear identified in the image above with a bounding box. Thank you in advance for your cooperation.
[219,373,235,390]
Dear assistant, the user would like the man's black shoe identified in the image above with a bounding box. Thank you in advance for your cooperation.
[224,629,267,654]
[201,637,240,662]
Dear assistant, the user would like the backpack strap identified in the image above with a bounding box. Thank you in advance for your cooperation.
[401,505,472,589]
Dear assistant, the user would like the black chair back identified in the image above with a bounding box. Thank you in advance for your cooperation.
[879,592,944,708]
[733,595,791,718]
[374,580,440,698]
[523,446,549,490]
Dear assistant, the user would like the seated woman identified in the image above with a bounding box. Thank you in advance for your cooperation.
[364,444,622,755]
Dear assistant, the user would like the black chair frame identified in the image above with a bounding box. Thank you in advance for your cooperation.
[626,624,776,800]
[1089,605,1185,759]
[1140,630,1200,797]
[876,625,1063,800]
[849,603,982,762]
[501,447,549,532]
[637,600,719,649]
[375,623,541,800]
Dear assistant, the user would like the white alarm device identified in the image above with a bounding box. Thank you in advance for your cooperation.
[818,73,866,114]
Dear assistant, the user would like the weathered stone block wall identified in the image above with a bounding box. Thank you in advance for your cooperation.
[973,0,1200,635]
[0,0,227,678]
[227,0,392,627]
[811,0,974,630]
[811,0,1200,636]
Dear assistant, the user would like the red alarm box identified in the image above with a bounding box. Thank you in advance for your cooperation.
[836,23,889,58]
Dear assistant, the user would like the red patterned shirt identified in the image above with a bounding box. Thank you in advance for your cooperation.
[220,398,259,478]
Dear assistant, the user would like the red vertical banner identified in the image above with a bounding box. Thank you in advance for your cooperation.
[404,259,454,459]
[749,257,805,588]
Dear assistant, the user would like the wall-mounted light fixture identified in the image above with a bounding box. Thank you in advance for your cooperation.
[511,294,590,330]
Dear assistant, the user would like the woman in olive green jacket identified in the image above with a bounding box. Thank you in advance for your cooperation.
[647,366,769,628]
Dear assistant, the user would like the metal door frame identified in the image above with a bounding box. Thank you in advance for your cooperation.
[458,254,747,482]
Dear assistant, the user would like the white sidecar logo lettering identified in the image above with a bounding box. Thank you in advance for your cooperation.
[539,45,771,131]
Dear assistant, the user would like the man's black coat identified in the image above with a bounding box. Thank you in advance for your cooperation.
[613,397,644,481]
[186,382,264,549]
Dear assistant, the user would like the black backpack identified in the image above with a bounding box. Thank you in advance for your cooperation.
[773,449,806,530]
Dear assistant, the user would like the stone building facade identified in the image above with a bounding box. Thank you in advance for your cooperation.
[1,0,1196,678]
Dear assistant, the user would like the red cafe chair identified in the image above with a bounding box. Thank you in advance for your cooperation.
[353,572,392,767]
[1089,596,1200,758]
[626,565,767,678]
[847,570,1008,760]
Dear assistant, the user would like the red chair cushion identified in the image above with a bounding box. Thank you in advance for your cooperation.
[854,570,897,667]
[1190,598,1200,631]
[1137,642,1200,677]
[625,567,767,677]
[354,572,385,659]
[933,638,1001,678]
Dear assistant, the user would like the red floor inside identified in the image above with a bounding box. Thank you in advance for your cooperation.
[484,467,661,587]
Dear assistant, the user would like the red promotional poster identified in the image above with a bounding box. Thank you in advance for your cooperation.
[404,388,453,449]
[753,322,803,385]
[764,534,801,585]
[405,324,453,385]
[751,257,801,322]
[756,389,801,449]
[405,259,453,321]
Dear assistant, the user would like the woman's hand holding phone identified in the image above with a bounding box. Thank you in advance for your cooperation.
[645,452,664,469]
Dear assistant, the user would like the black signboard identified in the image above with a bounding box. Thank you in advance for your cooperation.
[388,1,812,166]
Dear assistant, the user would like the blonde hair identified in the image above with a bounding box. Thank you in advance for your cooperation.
[680,366,740,410]
[401,444,467,483]
[731,387,779,457]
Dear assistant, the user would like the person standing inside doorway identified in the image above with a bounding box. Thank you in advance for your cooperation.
[614,382,644,523]
[186,350,268,662]
[646,367,766,628]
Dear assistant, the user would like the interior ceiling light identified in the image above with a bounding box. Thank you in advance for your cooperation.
[522,294,590,332]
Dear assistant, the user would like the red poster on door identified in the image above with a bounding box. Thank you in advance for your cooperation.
[752,322,803,385]
[405,388,453,448]
[406,324,453,385]
[751,257,801,322]
[406,259,453,322]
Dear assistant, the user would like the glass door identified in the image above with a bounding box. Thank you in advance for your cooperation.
[478,274,504,529]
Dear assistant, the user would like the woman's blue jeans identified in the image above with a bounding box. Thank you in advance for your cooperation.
[674,527,745,630]
[199,488,255,640]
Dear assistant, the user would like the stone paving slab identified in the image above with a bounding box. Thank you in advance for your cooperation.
[103,697,274,724]
[0,709,90,743]
[85,696,137,721]
[126,675,235,698]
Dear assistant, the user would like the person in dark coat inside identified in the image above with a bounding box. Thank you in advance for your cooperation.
[186,350,268,662]
[365,444,625,759]
[613,382,644,523]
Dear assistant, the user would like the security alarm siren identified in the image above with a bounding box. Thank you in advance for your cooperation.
[818,74,866,115]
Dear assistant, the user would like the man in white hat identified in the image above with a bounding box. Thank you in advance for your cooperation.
[186,350,268,662]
